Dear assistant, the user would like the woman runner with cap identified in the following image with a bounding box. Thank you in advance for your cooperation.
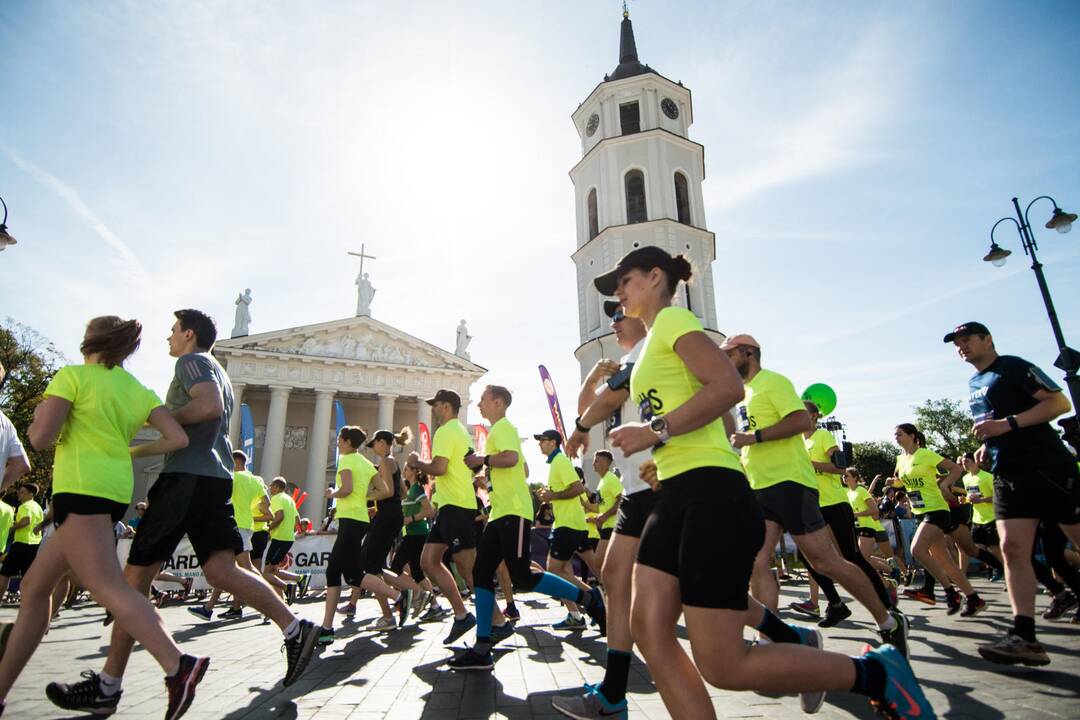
[594,246,934,719]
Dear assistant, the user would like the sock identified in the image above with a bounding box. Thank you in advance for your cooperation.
[598,649,632,704]
[921,575,936,594]
[849,656,886,698]
[756,607,802,645]
[99,671,122,697]
[977,549,1003,571]
[474,588,495,640]
[877,614,897,632]
[454,612,468,621]
[505,601,517,613]
[283,618,300,639]
[1012,614,1036,643]
[533,572,583,603]
[967,592,981,602]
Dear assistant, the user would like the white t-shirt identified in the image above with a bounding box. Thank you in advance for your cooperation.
[0,411,26,463]
[604,339,649,495]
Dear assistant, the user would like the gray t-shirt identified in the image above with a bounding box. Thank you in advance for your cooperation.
[161,352,233,480]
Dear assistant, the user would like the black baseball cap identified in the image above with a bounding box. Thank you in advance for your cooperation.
[365,429,395,448]
[943,322,991,343]
[593,246,682,296]
[425,389,461,408]
[603,300,624,319]
[533,429,563,445]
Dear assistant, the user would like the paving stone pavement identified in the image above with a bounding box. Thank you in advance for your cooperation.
[1,577,1077,718]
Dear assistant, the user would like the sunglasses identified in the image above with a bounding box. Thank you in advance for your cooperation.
[611,311,626,323]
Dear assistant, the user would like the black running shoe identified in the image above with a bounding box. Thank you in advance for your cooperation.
[583,587,607,637]
[443,613,477,645]
[317,626,335,647]
[490,621,515,645]
[394,589,412,627]
[879,609,910,659]
[282,619,319,687]
[945,588,962,616]
[46,671,122,716]
[818,602,852,628]
[164,655,209,720]
[1043,590,1077,620]
[960,595,986,618]
[447,646,493,671]
[285,584,296,606]
[218,607,243,620]
[297,573,311,600]
[503,604,520,623]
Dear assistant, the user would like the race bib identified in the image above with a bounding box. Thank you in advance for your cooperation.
[908,490,925,510]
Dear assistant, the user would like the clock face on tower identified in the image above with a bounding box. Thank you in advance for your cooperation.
[585,113,600,137]
[661,98,679,120]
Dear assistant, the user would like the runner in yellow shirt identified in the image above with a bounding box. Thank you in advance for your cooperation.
[0,484,44,596]
[844,469,894,577]
[262,478,303,601]
[960,454,1002,568]
[592,451,623,568]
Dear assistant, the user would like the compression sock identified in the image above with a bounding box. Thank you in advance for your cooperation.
[598,649,632,703]
[849,656,886,698]
[533,572,583,603]
[756,607,802,645]
[474,587,495,640]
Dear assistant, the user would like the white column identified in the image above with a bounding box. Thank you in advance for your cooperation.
[377,393,397,431]
[261,385,291,480]
[228,382,246,448]
[417,397,432,434]
[304,389,335,531]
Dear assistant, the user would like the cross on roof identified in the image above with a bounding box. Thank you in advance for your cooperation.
[347,243,376,276]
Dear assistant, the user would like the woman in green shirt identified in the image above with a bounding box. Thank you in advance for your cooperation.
[0,317,197,716]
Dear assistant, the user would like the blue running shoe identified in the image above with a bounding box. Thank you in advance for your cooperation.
[443,613,476,645]
[551,686,628,720]
[861,644,936,720]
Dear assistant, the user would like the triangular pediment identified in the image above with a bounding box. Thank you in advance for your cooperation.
[215,316,484,373]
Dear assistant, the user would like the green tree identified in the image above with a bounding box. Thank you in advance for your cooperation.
[912,397,980,460]
[851,440,899,486]
[0,318,68,491]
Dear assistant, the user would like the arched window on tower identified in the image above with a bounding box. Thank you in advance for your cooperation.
[625,170,647,224]
[674,172,691,225]
[587,189,599,239]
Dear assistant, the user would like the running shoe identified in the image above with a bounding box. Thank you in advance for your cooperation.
[411,590,430,618]
[903,569,917,587]
[960,595,986,618]
[1043,590,1077,620]
[45,671,122,716]
[281,619,320,687]
[261,615,271,625]
[945,588,961,616]
[394,589,412,627]
[373,616,397,631]
[861,643,935,720]
[884,578,899,609]
[901,588,935,606]
[788,599,821,619]
[419,603,450,623]
[977,633,1050,667]
[552,614,587,631]
[297,574,311,600]
[490,621,515,645]
[791,625,825,714]
[818,602,852,628]
[503,604,521,623]
[879,610,910,660]
[584,587,607,636]
[317,626,335,647]
[551,686,628,720]
[285,584,296,606]
[219,607,243,620]
[447,646,493,671]
[164,654,209,720]
[180,578,193,601]
[443,612,476,644]
[337,602,356,617]
[186,606,213,622]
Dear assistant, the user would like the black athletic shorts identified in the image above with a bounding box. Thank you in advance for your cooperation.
[390,534,427,582]
[585,538,600,553]
[615,487,659,538]
[599,527,613,541]
[0,542,39,577]
[754,481,826,536]
[994,465,1080,525]
[548,527,589,561]
[917,509,957,533]
[250,530,269,562]
[426,505,477,553]
[950,504,973,528]
[972,521,1000,547]
[264,538,293,567]
[856,527,882,540]
[637,466,764,610]
[327,518,368,587]
[362,509,402,575]
[52,493,127,525]
[128,473,242,567]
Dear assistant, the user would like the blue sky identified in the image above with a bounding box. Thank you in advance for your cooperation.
[2,1,1079,469]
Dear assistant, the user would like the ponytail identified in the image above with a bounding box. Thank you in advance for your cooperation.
[394,426,413,447]
[81,316,142,369]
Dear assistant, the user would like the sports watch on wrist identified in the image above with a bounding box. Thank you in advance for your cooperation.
[649,416,671,444]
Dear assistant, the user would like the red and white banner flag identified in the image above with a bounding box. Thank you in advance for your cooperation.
[418,422,432,462]
[473,424,489,454]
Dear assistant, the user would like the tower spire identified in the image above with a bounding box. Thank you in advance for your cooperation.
[607,6,650,81]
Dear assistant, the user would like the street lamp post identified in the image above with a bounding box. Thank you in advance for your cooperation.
[0,196,17,251]
[984,195,1080,413]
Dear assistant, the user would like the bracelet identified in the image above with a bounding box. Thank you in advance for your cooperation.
[574,416,589,433]
[1006,415,1020,431]
[754,429,763,443]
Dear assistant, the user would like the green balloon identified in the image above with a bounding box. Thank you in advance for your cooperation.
[802,383,837,416]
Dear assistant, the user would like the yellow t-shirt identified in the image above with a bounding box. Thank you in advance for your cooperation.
[629,307,743,481]
[737,369,817,491]
[597,471,623,530]
[585,510,600,540]
[15,499,43,545]
[335,451,377,522]
[231,470,266,531]
[894,448,949,515]
[485,417,533,522]
[548,451,587,531]
[0,501,13,546]
[269,492,298,541]
[44,364,162,504]
[251,478,269,532]
[431,418,475,511]
[963,470,996,526]
[805,429,848,507]
[848,486,884,531]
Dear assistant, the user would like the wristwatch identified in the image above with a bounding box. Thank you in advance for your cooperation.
[1006,415,1020,431]
[649,417,671,443]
